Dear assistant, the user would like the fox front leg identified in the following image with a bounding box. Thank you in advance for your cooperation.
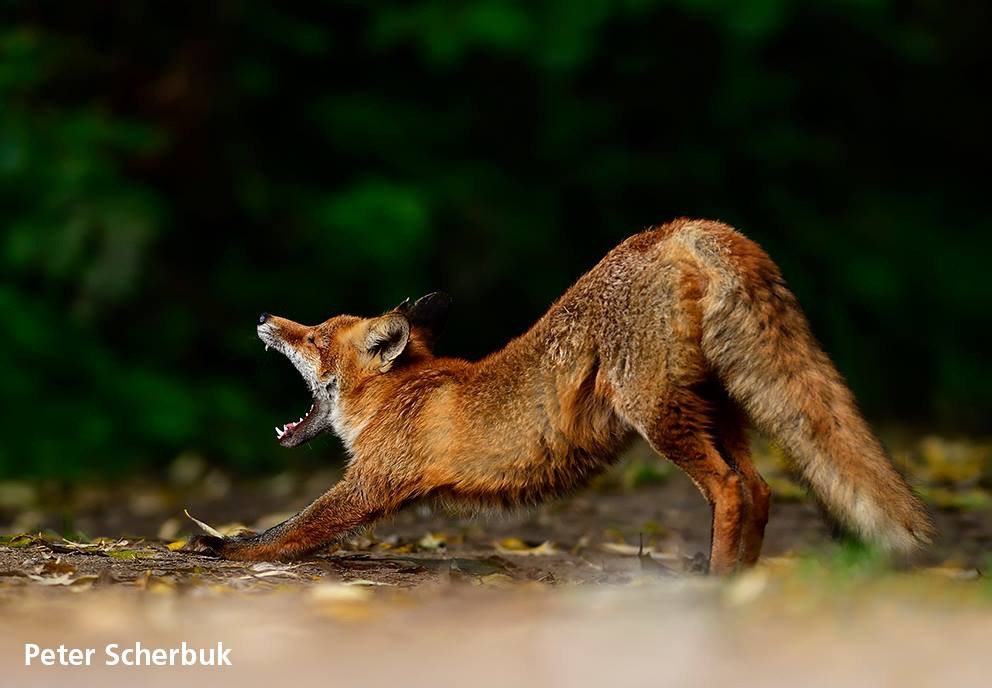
[181,480,390,561]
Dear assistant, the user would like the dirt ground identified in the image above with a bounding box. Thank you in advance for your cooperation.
[2,439,991,687]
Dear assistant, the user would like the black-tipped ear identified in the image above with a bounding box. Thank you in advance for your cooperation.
[406,292,451,346]
[365,314,410,371]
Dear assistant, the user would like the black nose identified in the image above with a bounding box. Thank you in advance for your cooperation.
[258,312,269,325]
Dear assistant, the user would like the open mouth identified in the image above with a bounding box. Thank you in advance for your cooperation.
[274,398,322,445]
[257,317,331,448]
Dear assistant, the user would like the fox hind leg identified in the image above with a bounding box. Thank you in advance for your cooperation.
[610,266,750,574]
[632,391,748,575]
[713,397,770,568]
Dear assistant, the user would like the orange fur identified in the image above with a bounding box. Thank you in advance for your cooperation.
[184,219,933,573]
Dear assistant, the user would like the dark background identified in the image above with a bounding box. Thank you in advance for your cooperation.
[3,0,989,479]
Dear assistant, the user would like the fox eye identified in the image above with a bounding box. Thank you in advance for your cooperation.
[307,334,315,344]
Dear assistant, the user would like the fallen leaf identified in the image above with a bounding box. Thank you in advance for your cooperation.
[599,542,650,556]
[417,533,447,550]
[69,575,99,591]
[309,583,372,602]
[236,563,303,580]
[2,534,42,548]
[309,583,375,621]
[723,569,769,606]
[237,569,301,580]
[184,509,224,537]
[28,573,77,586]
[59,539,109,551]
[495,538,558,556]
[476,573,515,588]
[251,562,301,572]
[35,558,76,575]
[598,541,682,562]
[134,570,176,593]
[923,566,981,581]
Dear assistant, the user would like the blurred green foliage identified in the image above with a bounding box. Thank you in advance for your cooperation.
[1,0,989,477]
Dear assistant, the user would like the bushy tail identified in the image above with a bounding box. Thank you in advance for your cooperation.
[701,244,934,552]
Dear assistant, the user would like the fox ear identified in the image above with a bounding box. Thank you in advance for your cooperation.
[364,314,410,372]
[403,292,451,346]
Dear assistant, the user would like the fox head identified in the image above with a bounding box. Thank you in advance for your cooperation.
[256,292,451,448]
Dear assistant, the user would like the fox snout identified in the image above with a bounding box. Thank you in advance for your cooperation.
[256,316,281,353]
[256,314,310,347]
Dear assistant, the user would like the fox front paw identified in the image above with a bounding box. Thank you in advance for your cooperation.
[180,533,259,558]
[180,534,230,558]
[180,533,286,561]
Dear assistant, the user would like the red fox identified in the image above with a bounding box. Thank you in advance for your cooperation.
[184,218,933,573]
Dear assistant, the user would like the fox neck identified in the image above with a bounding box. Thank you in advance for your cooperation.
[326,377,367,454]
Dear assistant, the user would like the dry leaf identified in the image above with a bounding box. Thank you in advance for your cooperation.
[723,569,769,606]
[69,575,99,591]
[923,566,981,581]
[309,583,374,621]
[134,570,176,593]
[309,583,372,602]
[599,542,652,556]
[61,538,122,551]
[35,557,76,575]
[237,563,303,580]
[29,573,73,585]
[476,573,515,588]
[251,562,300,572]
[418,533,447,550]
[2,533,41,548]
[184,509,223,537]
[495,538,558,556]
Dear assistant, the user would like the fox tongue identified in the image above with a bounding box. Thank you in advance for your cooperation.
[274,403,316,439]
[275,420,299,439]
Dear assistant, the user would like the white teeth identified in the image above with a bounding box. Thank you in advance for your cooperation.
[275,426,284,438]
[265,345,270,351]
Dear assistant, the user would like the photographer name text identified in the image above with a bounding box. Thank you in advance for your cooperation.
[25,642,232,667]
